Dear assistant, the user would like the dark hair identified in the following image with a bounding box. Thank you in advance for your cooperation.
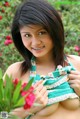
[11,0,65,75]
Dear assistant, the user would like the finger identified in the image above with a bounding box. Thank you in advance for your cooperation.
[69,83,80,94]
[70,83,79,89]
[68,81,80,96]
[35,83,44,92]
[40,96,48,106]
[33,80,43,88]
[69,79,80,89]
[36,84,44,92]
[70,70,80,75]
[35,96,48,106]
[43,91,48,99]
[68,74,76,80]
[35,92,48,105]
[68,74,80,80]
[40,86,47,96]
[34,87,48,100]
[68,79,80,84]
[35,91,43,101]
[35,84,47,97]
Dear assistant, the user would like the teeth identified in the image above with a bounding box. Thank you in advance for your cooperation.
[34,48,42,50]
[33,46,44,50]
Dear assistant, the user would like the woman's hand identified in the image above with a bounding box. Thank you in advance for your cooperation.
[33,80,48,107]
[11,80,48,118]
[68,70,80,96]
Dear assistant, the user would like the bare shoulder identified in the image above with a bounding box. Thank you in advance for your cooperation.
[68,55,80,61]
[3,61,23,80]
[67,55,80,71]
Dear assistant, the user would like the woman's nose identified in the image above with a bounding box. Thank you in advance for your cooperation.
[32,37,42,46]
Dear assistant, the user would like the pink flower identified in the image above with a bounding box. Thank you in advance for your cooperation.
[21,91,28,96]
[4,39,13,45]
[22,83,27,88]
[24,93,35,109]
[0,16,2,20]
[74,46,80,52]
[25,93,35,102]
[21,86,34,96]
[21,84,35,110]
[28,86,34,93]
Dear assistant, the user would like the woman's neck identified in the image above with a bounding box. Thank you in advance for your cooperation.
[36,56,54,65]
[33,56,55,76]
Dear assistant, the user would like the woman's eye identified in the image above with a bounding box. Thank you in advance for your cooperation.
[25,34,31,38]
[39,31,47,35]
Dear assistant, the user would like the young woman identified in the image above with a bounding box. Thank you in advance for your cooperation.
[4,0,80,119]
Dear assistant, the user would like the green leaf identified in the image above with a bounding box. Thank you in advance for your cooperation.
[24,78,34,91]
[0,68,2,79]
[0,99,10,112]
[13,96,25,108]
[4,74,14,109]
[0,78,4,101]
[4,74,13,96]
[12,81,22,105]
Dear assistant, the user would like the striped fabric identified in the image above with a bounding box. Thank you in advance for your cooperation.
[25,56,78,119]
[30,56,78,105]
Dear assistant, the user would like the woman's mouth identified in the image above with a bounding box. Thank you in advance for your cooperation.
[32,46,45,51]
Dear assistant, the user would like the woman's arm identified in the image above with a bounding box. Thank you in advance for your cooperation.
[67,55,80,96]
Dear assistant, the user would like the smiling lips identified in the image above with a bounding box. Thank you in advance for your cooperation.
[32,46,45,51]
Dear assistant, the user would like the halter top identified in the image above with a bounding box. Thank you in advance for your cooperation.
[29,56,78,106]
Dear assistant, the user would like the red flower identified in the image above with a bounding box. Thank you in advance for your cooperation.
[4,2,10,7]
[13,78,19,86]
[6,35,11,40]
[24,102,30,109]
[0,16,2,20]
[4,39,13,45]
[1,9,5,13]
[20,83,27,93]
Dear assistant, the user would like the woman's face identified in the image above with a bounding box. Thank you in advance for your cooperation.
[20,25,54,58]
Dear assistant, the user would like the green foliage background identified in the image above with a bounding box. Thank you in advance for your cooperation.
[0,0,80,73]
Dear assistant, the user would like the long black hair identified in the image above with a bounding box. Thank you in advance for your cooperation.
[11,0,65,75]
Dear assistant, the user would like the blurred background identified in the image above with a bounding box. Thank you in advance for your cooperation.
[0,0,80,73]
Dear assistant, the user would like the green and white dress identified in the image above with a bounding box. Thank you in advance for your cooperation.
[26,56,78,119]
